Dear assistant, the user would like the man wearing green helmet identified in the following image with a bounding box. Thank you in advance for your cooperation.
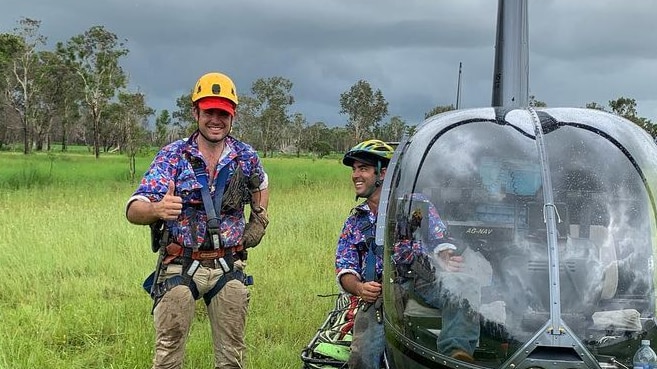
[335,139,394,369]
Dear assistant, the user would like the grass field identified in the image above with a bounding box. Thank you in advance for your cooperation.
[0,151,355,369]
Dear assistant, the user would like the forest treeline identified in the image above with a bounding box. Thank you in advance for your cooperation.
[1,18,654,159]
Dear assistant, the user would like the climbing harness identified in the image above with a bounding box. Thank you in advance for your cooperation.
[353,208,383,323]
[143,155,253,312]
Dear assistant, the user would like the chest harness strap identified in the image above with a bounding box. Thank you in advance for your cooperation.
[191,158,253,306]
[355,211,383,323]
[355,211,379,283]
[146,157,252,312]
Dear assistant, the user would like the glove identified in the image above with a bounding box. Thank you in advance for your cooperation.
[242,208,269,248]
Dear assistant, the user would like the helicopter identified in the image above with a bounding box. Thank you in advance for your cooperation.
[379,0,657,368]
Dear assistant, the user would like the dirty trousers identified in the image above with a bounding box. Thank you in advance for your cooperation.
[151,262,249,369]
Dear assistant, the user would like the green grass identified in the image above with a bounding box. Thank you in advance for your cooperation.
[0,152,356,369]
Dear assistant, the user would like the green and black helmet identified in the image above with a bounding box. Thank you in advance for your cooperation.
[342,139,394,169]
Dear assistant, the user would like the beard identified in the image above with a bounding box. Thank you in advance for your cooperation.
[198,129,228,143]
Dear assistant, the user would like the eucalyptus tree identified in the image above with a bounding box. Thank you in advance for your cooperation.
[529,95,547,107]
[250,76,294,157]
[2,18,46,154]
[585,102,606,111]
[57,25,128,158]
[339,79,388,144]
[113,91,153,180]
[31,50,82,151]
[374,115,408,143]
[0,33,24,149]
[289,112,307,157]
[424,104,455,119]
[232,94,258,144]
[299,122,333,156]
[608,97,654,138]
[47,47,84,152]
[329,126,351,154]
[171,92,194,137]
[154,109,172,147]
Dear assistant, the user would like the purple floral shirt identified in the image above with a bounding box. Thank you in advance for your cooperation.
[335,202,384,282]
[131,132,266,249]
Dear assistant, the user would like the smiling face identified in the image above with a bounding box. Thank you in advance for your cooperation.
[194,107,233,144]
[351,160,386,199]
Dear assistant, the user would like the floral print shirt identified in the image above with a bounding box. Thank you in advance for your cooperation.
[130,132,266,249]
[335,202,383,286]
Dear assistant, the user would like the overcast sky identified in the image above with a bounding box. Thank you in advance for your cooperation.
[2,0,656,126]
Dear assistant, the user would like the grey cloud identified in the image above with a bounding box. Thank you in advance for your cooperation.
[1,0,655,125]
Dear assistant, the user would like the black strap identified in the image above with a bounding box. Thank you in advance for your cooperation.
[202,269,252,305]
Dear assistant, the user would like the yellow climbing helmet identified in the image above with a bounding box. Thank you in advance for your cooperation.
[342,139,394,168]
[191,72,239,115]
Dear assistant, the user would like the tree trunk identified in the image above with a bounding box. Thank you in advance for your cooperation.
[22,115,30,154]
[93,109,100,159]
[61,125,67,152]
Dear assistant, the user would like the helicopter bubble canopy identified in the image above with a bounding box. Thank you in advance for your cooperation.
[380,107,657,369]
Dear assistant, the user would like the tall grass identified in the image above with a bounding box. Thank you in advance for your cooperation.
[0,152,356,368]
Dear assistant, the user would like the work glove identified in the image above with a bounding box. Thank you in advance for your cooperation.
[242,208,269,248]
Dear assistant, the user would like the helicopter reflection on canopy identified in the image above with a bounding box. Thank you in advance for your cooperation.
[381,107,657,369]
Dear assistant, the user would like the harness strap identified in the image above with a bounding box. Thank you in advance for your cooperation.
[190,157,230,249]
[163,242,244,263]
[153,274,201,301]
[202,269,253,305]
[356,211,379,282]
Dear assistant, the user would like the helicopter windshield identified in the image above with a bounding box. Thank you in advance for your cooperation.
[382,108,657,369]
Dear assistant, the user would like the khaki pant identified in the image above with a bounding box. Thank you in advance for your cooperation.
[151,261,249,369]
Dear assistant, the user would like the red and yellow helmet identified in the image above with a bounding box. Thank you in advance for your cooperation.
[192,72,238,115]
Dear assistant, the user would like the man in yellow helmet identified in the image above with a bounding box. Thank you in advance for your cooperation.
[335,139,394,369]
[126,72,269,369]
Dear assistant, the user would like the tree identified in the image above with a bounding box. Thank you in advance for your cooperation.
[250,76,294,157]
[113,91,153,180]
[374,115,408,142]
[289,112,307,157]
[155,109,172,147]
[2,18,46,154]
[424,104,455,119]
[31,49,82,151]
[608,97,655,137]
[585,102,606,111]
[0,33,24,150]
[529,95,547,108]
[46,47,84,152]
[232,94,258,144]
[299,121,330,155]
[171,93,195,137]
[608,97,637,118]
[340,80,388,144]
[57,26,128,158]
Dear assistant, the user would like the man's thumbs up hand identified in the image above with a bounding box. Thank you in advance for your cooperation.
[157,180,183,221]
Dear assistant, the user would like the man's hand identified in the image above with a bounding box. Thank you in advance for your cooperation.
[436,249,464,272]
[357,281,382,303]
[155,181,183,221]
